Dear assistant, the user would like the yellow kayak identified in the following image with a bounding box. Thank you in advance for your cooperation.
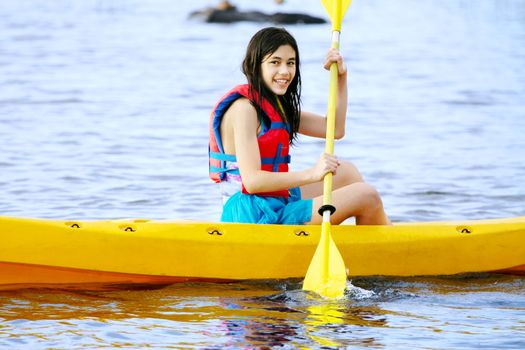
[1,215,524,289]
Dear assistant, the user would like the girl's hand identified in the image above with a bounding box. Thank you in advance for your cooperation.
[323,48,347,76]
[311,153,340,181]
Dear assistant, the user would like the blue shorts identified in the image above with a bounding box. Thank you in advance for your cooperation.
[221,187,313,225]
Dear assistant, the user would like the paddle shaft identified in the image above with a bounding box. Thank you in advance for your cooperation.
[322,31,340,209]
[320,30,341,279]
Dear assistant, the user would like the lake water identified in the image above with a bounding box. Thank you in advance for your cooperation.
[1,0,524,348]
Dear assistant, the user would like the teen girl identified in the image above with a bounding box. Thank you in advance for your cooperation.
[209,27,390,225]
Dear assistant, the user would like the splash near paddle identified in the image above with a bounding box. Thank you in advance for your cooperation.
[302,0,352,299]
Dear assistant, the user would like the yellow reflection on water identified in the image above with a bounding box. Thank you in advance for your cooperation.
[2,276,520,349]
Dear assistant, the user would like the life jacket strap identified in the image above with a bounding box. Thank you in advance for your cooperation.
[209,152,237,162]
[209,165,240,175]
[258,122,291,137]
[209,152,291,174]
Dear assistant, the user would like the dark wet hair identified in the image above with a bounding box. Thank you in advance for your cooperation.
[242,27,301,144]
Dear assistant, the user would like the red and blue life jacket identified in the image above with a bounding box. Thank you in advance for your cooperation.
[209,84,291,198]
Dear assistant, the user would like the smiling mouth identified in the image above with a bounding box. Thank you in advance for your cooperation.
[274,79,289,86]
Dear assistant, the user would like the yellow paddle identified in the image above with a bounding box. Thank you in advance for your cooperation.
[302,0,352,299]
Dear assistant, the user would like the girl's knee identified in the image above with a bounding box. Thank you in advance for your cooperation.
[336,161,363,185]
[353,182,383,210]
[352,182,390,225]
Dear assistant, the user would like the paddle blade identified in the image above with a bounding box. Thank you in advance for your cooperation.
[303,222,347,299]
[321,0,352,31]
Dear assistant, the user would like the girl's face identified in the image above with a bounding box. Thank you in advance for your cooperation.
[260,44,296,96]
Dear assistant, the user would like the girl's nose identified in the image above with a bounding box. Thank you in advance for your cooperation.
[279,64,290,75]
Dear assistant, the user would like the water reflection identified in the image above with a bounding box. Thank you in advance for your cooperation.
[302,292,389,348]
[1,276,524,348]
[215,318,299,349]
[230,283,392,348]
[0,282,389,348]
[305,303,354,348]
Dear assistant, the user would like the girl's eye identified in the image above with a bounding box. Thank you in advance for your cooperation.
[287,61,295,66]
[270,60,279,65]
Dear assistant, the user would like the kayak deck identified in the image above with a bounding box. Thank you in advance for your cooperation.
[1,216,524,289]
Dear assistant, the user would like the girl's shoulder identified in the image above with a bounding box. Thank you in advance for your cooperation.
[225,96,257,118]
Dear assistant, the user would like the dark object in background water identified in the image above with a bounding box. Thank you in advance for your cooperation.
[189,7,326,24]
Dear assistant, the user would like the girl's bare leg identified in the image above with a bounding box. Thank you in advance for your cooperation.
[301,161,390,225]
[306,183,390,225]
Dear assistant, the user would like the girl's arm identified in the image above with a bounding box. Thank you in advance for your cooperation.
[229,98,339,194]
[298,48,348,139]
